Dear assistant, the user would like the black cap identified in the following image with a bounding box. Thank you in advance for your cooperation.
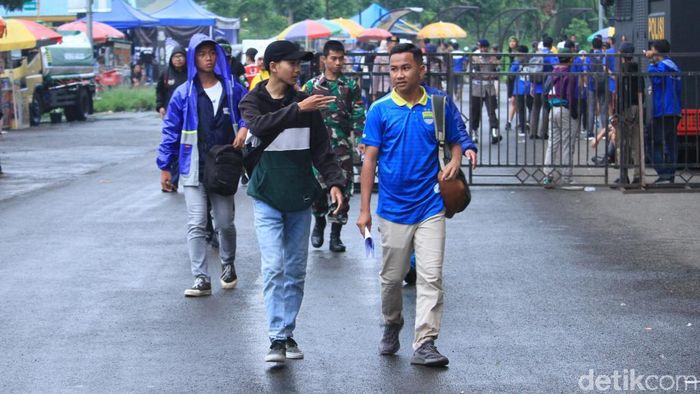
[263,40,313,69]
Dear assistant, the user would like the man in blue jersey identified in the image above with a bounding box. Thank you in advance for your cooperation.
[357,43,477,367]
[645,39,682,184]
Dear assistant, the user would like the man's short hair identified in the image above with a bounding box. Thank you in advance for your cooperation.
[423,38,431,44]
[564,40,576,50]
[517,45,529,53]
[323,40,345,57]
[543,36,554,48]
[651,39,671,54]
[245,47,257,59]
[390,43,423,65]
[592,37,603,50]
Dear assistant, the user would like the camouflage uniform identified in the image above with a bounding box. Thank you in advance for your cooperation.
[302,73,365,224]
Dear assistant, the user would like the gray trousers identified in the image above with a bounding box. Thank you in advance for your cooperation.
[545,107,577,182]
[183,184,236,279]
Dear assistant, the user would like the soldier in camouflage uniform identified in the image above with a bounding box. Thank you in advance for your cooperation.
[302,40,365,253]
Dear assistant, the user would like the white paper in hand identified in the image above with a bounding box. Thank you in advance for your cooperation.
[364,227,374,258]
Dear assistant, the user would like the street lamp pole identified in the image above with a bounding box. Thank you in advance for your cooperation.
[87,0,94,48]
[325,0,330,20]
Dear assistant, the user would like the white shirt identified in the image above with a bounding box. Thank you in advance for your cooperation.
[203,81,222,110]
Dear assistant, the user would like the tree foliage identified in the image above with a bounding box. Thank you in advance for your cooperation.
[0,0,26,11]
[198,0,599,43]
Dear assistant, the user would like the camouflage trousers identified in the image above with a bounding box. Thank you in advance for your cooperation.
[313,143,354,224]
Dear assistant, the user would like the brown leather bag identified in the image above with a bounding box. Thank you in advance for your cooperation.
[433,95,471,218]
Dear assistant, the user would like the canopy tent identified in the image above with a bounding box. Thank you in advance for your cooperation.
[88,0,158,29]
[146,0,240,45]
[150,0,238,28]
[350,3,419,37]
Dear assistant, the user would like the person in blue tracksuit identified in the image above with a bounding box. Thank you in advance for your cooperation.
[511,46,533,135]
[157,34,249,296]
[645,39,682,184]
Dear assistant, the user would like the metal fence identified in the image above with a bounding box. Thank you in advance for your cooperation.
[341,51,700,190]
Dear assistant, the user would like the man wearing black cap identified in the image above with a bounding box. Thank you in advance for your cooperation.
[469,38,501,144]
[239,40,346,363]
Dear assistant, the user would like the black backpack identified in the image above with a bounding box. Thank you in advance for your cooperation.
[204,145,242,196]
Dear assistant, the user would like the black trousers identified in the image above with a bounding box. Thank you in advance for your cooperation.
[515,95,533,134]
[529,94,550,138]
[470,94,499,132]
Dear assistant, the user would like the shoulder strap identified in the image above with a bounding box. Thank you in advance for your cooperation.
[432,94,447,170]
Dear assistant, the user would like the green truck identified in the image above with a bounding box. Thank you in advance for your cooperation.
[28,33,96,125]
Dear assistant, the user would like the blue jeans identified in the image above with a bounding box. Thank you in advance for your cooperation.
[253,199,312,341]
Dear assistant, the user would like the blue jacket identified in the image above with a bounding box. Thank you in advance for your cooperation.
[156,34,248,186]
[510,60,530,96]
[648,57,682,118]
[423,84,478,153]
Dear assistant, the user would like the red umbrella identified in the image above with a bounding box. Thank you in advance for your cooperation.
[57,21,125,44]
[357,27,392,42]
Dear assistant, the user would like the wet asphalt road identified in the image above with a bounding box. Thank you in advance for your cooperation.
[0,112,698,393]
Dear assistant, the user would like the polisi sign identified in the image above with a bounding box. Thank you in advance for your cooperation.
[648,12,665,40]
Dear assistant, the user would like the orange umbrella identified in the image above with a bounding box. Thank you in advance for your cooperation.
[57,20,125,44]
[0,19,62,51]
[357,27,392,42]
[417,22,467,39]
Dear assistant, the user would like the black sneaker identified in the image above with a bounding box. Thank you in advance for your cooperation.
[379,318,404,355]
[184,276,211,297]
[265,340,286,363]
[220,263,237,289]
[410,339,449,367]
[286,337,304,359]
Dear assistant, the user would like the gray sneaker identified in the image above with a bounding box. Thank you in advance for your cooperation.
[265,340,286,363]
[286,337,304,359]
[410,339,449,367]
[379,318,404,355]
[184,275,211,297]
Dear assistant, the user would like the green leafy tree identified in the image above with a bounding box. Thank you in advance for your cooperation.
[0,0,26,10]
